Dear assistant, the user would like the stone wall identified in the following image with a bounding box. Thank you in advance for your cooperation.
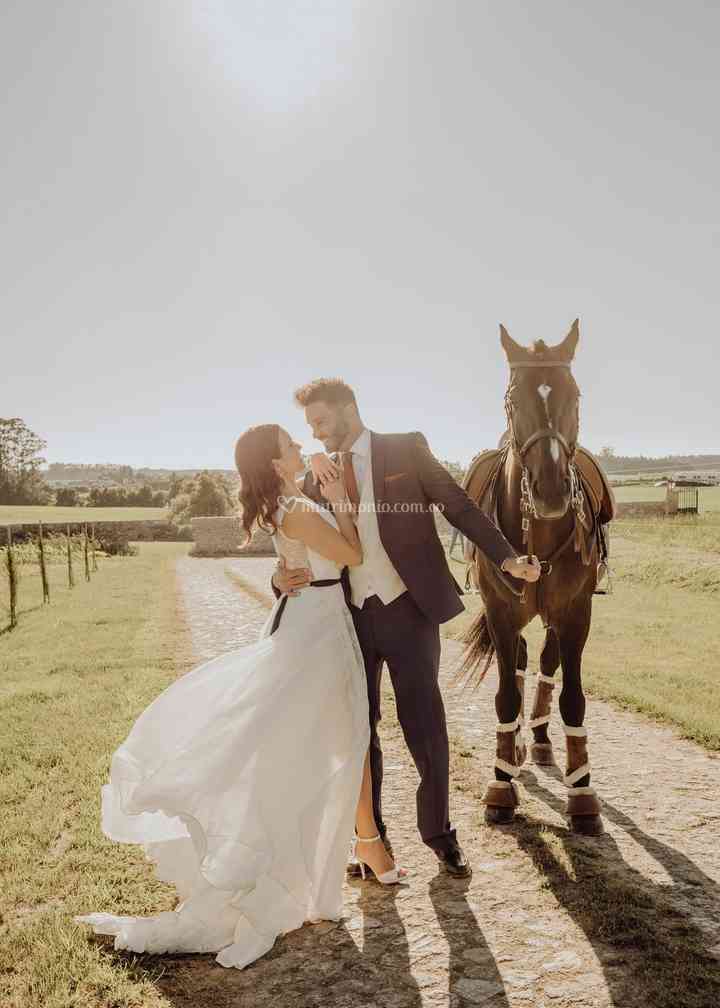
[190,516,275,557]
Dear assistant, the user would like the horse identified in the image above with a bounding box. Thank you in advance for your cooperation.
[459,319,614,835]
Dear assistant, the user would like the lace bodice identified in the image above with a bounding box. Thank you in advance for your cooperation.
[272,496,343,581]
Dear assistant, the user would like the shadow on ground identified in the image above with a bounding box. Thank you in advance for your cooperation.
[517,768,720,1008]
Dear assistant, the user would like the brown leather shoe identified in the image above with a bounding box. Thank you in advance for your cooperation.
[346,833,394,877]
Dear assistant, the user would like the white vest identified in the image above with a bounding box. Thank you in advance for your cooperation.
[348,446,407,608]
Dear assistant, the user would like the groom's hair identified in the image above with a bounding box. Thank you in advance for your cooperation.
[294,378,357,410]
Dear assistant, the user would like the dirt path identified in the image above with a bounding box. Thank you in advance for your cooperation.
[160,555,720,1008]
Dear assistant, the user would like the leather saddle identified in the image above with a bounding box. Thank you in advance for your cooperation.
[461,445,615,583]
[574,447,616,524]
[462,445,616,525]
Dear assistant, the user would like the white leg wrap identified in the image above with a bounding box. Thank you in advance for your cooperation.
[564,762,591,787]
[495,758,522,778]
[528,715,551,729]
[562,724,588,738]
[497,719,519,733]
[538,673,558,686]
[567,786,597,797]
[515,668,526,680]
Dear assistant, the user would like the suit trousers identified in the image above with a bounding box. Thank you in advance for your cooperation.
[349,590,457,855]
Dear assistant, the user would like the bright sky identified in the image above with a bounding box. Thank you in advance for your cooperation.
[3,1,718,468]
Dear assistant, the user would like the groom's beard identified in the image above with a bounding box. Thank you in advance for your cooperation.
[322,417,351,453]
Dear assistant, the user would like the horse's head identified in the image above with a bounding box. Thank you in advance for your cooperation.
[500,319,581,519]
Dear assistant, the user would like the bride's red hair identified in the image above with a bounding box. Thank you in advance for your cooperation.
[234,424,284,545]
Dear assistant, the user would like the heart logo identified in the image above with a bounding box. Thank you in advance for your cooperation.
[277,495,299,513]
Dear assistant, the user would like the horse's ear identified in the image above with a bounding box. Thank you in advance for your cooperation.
[500,324,524,360]
[559,318,580,359]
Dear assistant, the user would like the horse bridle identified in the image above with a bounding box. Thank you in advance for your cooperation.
[503,358,585,562]
[504,359,578,467]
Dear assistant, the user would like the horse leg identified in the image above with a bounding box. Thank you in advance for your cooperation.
[515,635,528,767]
[483,614,523,825]
[557,600,604,835]
[529,629,560,766]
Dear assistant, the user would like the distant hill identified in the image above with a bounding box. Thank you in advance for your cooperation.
[597,454,720,476]
[45,463,238,489]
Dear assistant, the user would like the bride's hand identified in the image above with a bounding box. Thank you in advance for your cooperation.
[309,452,340,485]
[319,474,348,505]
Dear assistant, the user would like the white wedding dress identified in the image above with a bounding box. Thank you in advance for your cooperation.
[76,497,370,969]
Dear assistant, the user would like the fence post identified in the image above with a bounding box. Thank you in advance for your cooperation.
[83,524,91,582]
[66,524,75,588]
[38,521,50,604]
[6,526,18,629]
[90,523,98,572]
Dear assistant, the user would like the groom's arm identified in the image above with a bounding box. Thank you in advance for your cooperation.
[411,432,518,570]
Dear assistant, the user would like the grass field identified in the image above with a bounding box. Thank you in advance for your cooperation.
[444,513,720,750]
[612,484,720,510]
[0,543,194,1008]
[0,505,168,525]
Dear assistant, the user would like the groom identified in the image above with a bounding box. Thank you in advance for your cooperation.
[272,378,540,877]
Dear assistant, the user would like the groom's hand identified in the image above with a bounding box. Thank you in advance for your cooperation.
[272,556,312,596]
[501,555,542,582]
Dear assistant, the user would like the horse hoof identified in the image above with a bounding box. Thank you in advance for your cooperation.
[530,742,556,766]
[570,815,604,836]
[485,805,515,825]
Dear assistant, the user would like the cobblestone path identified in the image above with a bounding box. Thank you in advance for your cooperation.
[158,555,720,1008]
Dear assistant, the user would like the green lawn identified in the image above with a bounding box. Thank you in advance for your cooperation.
[612,484,720,511]
[0,542,193,1008]
[0,505,168,525]
[444,513,720,750]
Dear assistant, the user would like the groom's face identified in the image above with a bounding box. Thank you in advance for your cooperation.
[304,401,350,452]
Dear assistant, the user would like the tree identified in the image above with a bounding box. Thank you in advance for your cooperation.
[441,460,466,484]
[55,487,79,507]
[188,472,234,516]
[0,418,52,504]
[169,472,235,526]
[598,446,616,459]
[131,484,155,508]
[167,472,184,501]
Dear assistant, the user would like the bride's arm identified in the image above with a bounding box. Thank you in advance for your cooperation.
[282,483,362,568]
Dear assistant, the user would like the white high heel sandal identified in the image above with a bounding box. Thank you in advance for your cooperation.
[350,834,408,885]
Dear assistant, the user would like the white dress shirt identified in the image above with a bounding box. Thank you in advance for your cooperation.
[345,428,407,608]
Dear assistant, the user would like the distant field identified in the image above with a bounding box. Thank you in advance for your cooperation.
[0,505,168,525]
[612,484,720,511]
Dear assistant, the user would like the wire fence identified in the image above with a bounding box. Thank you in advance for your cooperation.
[1,523,100,631]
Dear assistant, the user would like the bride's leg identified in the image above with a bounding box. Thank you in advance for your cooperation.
[354,750,399,877]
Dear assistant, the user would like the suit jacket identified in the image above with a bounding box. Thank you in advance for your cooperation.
[275,430,517,626]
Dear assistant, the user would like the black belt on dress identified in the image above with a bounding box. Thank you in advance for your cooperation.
[269,578,342,636]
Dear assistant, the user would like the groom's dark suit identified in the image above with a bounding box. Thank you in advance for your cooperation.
[274,430,517,856]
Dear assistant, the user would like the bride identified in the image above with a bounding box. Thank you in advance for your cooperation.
[76,423,406,970]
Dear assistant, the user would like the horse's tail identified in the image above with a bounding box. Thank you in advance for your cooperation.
[453,612,495,691]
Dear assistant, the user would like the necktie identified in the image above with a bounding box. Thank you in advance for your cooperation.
[341,452,361,512]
